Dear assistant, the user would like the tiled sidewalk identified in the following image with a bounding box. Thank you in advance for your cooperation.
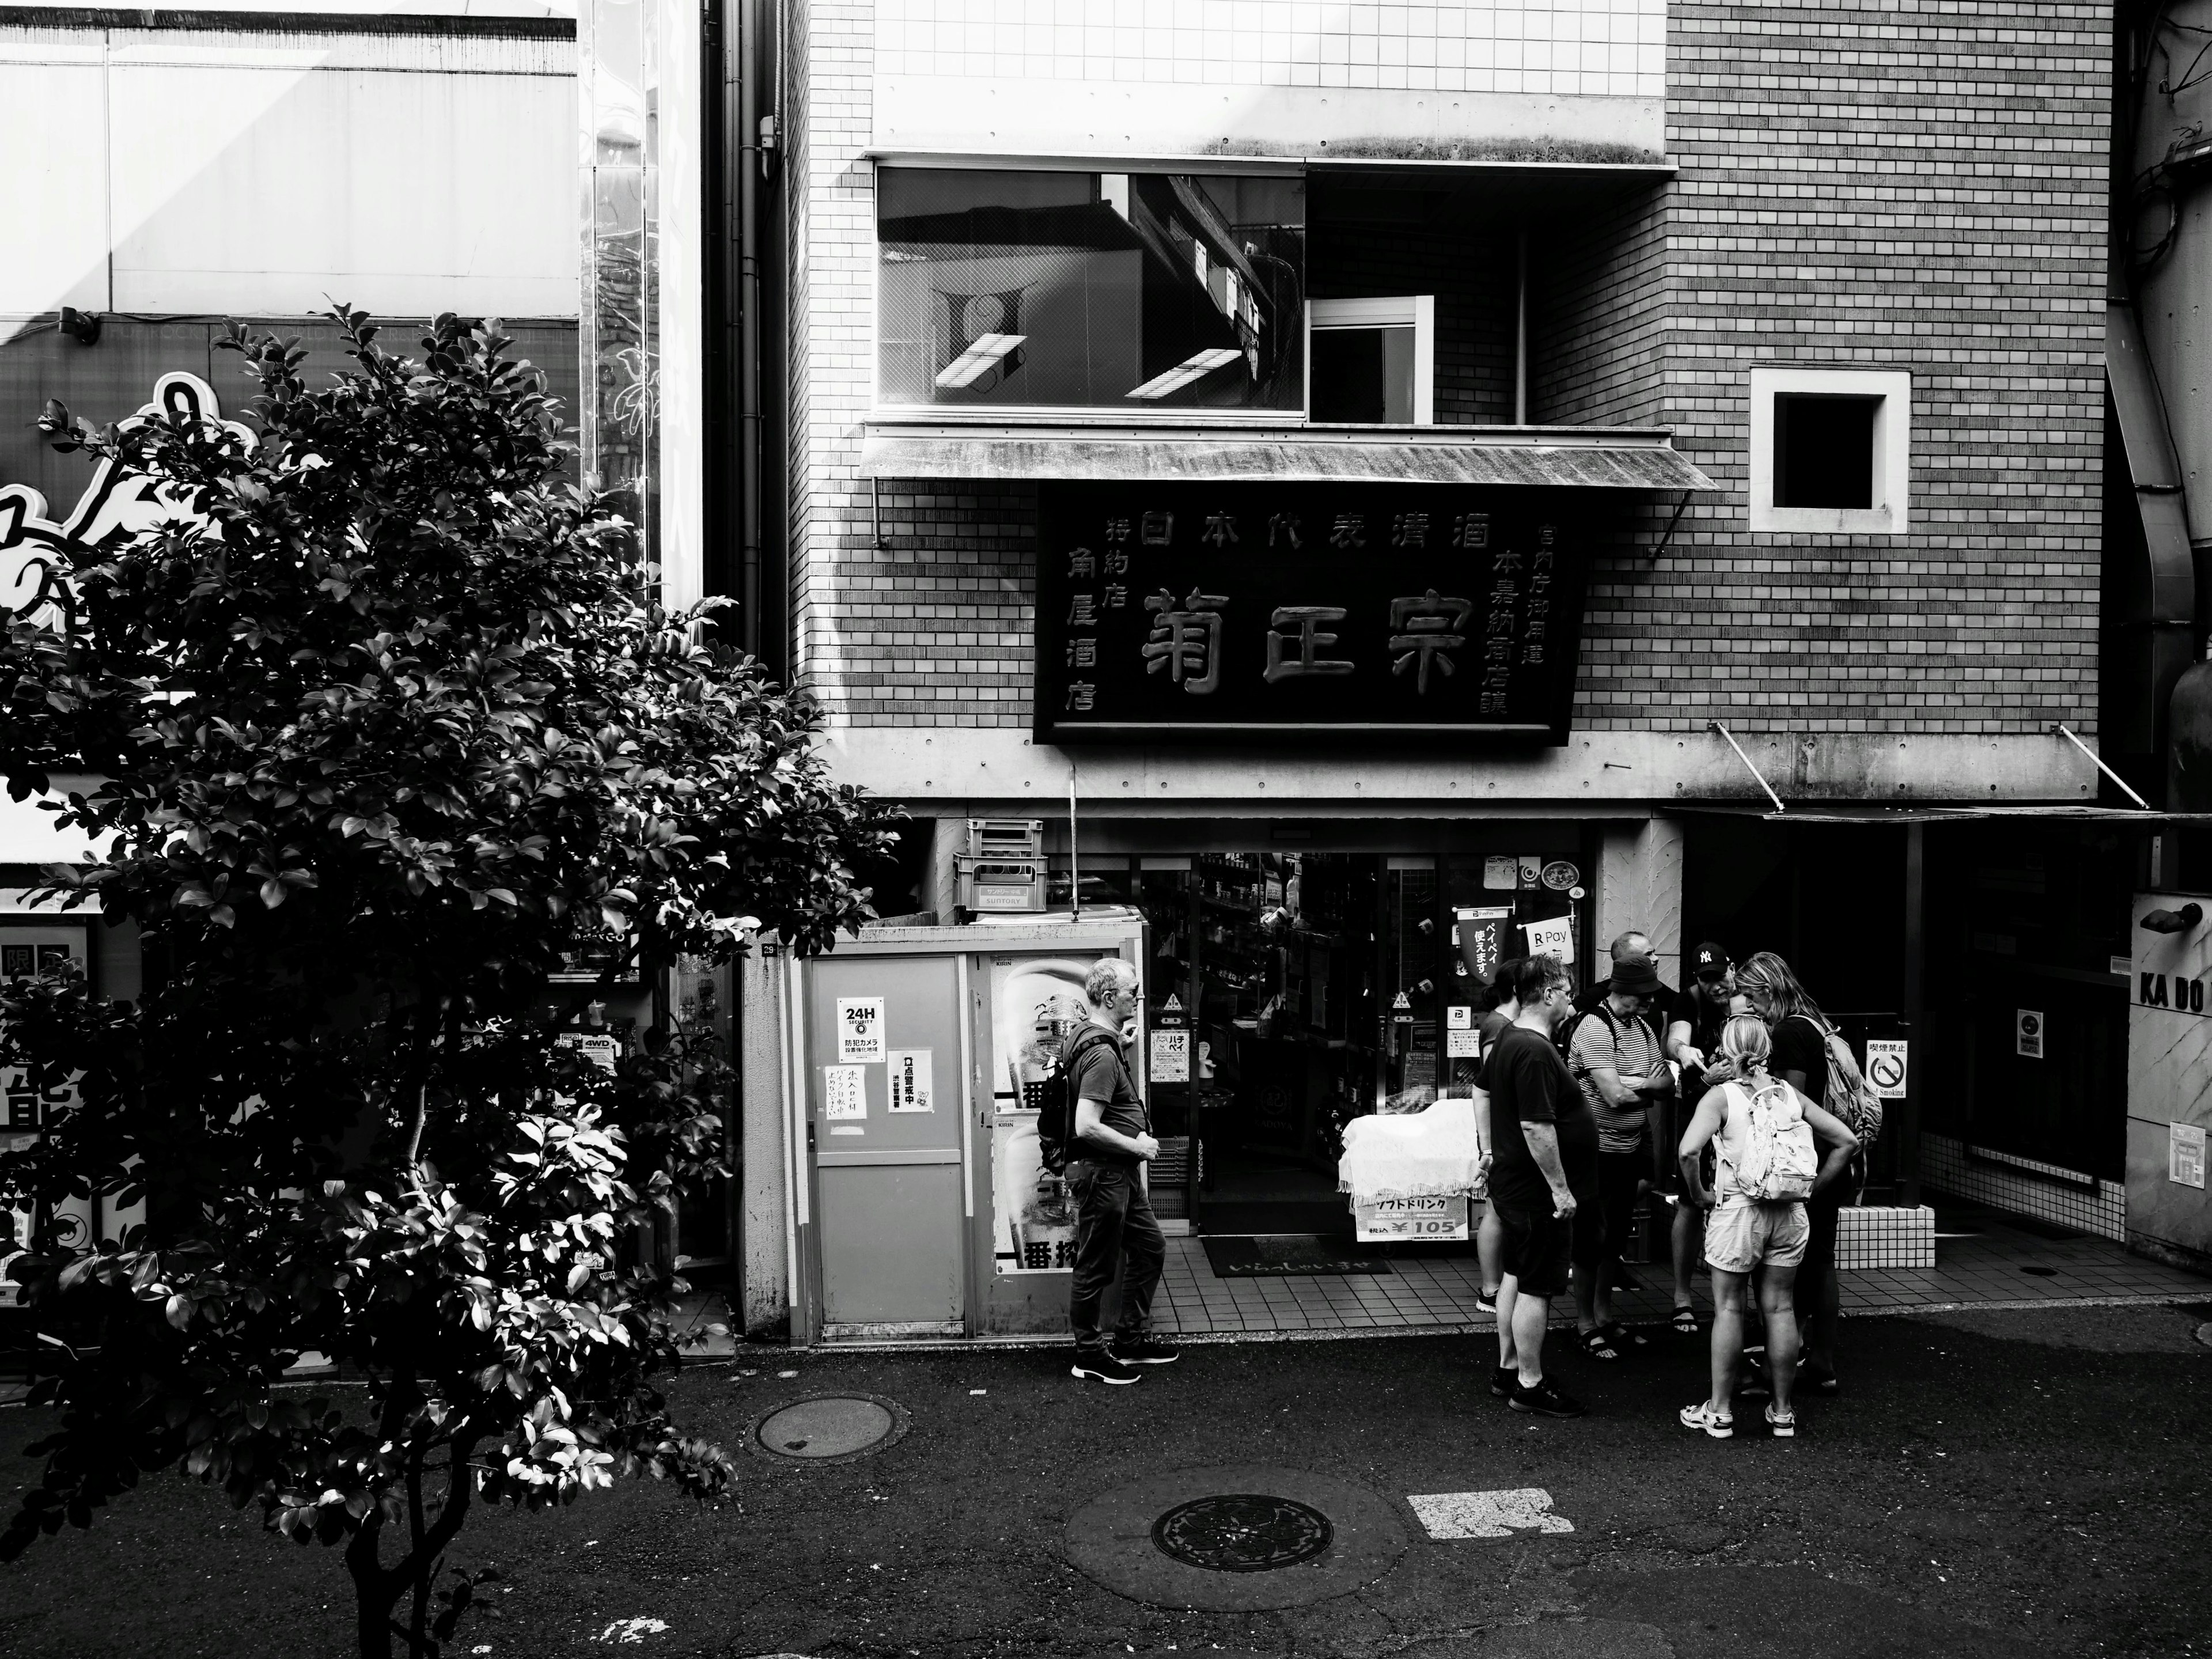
[1150,1213,2211,1339]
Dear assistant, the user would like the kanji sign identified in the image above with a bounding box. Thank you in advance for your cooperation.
[1036,483,1587,742]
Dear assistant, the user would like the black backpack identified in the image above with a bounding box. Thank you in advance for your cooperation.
[1038,1025,1121,1176]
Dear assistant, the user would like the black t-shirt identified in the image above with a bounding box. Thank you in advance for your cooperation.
[1770,1013,1831,1104]
[1065,1025,1148,1168]
[1479,1023,1600,1211]
[1673,983,1734,1107]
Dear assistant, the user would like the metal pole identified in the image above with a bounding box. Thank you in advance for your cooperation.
[1900,821,1925,1209]
[1709,721,1787,813]
[2051,722,2151,809]
[1069,764,1080,920]
[1514,229,1529,427]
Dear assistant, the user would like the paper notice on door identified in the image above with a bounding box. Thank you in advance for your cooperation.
[1149,1027,1190,1084]
[1482,855,1518,891]
[836,997,887,1062]
[887,1048,934,1113]
[823,1064,868,1119]
[2173,1122,2207,1189]
[1522,915,1575,964]
[1448,1028,1481,1058]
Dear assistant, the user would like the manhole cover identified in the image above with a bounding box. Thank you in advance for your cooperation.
[752,1395,907,1463]
[1152,1494,1335,1573]
[1066,1465,1404,1611]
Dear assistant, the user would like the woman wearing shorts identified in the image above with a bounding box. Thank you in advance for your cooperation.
[1673,1015,1857,1439]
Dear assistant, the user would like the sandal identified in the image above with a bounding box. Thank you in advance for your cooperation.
[1601,1319,1649,1349]
[1581,1327,1624,1362]
[1669,1305,1700,1335]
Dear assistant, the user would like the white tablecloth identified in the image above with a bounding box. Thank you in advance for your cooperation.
[1336,1097,1486,1202]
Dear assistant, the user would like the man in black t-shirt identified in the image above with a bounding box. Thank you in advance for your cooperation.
[1478,954,1599,1419]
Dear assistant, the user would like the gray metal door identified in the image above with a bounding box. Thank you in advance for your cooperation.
[804,953,967,1335]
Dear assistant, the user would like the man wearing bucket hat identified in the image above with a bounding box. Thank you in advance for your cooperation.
[1567,955,1675,1361]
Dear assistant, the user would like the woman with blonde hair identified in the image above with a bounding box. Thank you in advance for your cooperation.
[1731,951,1848,1393]
[1674,1013,1857,1437]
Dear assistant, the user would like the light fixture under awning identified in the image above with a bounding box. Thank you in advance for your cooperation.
[857,421,1718,490]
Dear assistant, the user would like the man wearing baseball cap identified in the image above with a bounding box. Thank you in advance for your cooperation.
[1662,943,1736,1331]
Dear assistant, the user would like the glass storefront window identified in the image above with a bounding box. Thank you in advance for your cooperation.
[877,168,1306,414]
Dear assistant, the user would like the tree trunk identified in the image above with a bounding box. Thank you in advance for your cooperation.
[346,1511,400,1659]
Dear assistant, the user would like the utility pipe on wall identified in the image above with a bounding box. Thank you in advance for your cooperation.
[1513,229,1529,426]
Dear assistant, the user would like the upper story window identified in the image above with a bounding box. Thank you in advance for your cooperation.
[1748,367,1912,535]
[877,166,1306,415]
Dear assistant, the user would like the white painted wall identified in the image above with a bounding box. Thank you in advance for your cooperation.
[872,0,1668,157]
[0,20,578,319]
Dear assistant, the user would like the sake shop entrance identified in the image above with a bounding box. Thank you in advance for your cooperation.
[1066,825,1596,1237]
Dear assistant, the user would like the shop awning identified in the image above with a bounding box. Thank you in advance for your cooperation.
[857,421,1718,491]
[1670,804,2212,825]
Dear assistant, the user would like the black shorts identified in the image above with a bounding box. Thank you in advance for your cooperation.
[1494,1195,1603,1298]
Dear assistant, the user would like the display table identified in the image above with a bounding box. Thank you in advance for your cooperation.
[1336,1098,1485,1242]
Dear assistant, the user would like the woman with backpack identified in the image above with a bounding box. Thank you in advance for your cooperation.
[1674,1014,1858,1438]
[1732,952,1854,1396]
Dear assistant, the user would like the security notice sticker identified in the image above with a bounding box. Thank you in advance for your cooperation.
[836,997,887,1063]
[1863,1039,1908,1101]
[2173,1122,2207,1190]
[823,1064,868,1120]
[1149,1027,1190,1084]
[887,1049,934,1113]
[2015,1009,2044,1060]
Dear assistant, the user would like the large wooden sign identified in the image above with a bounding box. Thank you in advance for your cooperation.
[1034,482,1585,744]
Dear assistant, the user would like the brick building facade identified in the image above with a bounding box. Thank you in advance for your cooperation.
[740,0,2153,1330]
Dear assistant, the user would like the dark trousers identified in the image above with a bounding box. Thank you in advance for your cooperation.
[1067,1160,1165,1353]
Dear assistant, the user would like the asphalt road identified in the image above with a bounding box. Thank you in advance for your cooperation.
[2,1301,2207,1658]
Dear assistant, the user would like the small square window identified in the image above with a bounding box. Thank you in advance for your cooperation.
[1749,368,1911,535]
[1774,393,1880,510]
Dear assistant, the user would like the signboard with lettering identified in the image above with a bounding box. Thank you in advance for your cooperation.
[1035,483,1588,743]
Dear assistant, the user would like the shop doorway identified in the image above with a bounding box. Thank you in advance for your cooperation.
[1082,836,1591,1237]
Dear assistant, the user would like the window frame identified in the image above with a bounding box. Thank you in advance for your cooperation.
[1306,295,1435,426]
[1748,366,1912,535]
[868,158,1310,425]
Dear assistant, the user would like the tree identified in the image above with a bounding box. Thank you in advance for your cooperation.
[0,311,896,1656]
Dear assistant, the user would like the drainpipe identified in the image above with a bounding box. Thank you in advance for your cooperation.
[736,0,767,658]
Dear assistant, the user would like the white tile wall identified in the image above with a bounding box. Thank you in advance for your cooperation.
[875,0,1666,100]
[1922,1132,2127,1243]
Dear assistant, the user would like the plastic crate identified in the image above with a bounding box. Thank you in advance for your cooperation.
[965,819,1044,860]
[957,854,1046,914]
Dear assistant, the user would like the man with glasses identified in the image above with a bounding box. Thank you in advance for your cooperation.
[1066,957,1175,1385]
[1478,953,1599,1418]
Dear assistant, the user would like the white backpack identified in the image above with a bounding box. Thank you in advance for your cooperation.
[1720,1078,1819,1202]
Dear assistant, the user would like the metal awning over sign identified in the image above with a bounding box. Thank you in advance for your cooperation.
[858,421,1718,491]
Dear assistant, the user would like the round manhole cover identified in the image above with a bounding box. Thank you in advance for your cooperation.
[752,1395,906,1463]
[1152,1494,1335,1573]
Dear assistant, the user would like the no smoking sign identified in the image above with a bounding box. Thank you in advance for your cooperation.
[1863,1039,1908,1101]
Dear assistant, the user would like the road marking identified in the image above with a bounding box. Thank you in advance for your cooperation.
[1408,1488,1575,1539]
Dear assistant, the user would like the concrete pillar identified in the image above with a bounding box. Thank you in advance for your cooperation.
[737,946,790,1340]
[1592,818,1686,984]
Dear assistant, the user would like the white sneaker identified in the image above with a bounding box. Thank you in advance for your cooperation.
[1764,1403,1797,1438]
[1679,1400,1734,1439]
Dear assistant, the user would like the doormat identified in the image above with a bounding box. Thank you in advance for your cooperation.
[1202,1234,1393,1277]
